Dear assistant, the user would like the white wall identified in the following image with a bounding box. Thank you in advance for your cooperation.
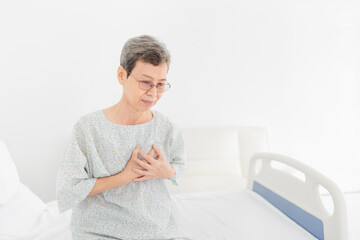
[0,0,359,202]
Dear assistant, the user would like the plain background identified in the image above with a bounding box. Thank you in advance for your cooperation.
[0,0,359,202]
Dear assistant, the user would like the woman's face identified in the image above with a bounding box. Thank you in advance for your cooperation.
[117,60,168,111]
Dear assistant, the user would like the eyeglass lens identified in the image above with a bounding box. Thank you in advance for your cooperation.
[139,81,169,92]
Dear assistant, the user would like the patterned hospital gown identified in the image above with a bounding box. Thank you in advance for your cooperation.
[56,109,191,240]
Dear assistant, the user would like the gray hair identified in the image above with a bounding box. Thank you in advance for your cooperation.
[120,35,171,77]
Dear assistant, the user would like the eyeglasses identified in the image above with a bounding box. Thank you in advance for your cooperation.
[129,74,171,92]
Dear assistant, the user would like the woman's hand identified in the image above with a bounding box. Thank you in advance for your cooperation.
[132,144,175,182]
[121,145,148,183]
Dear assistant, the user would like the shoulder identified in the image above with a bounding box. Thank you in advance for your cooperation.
[153,110,182,136]
[72,109,101,132]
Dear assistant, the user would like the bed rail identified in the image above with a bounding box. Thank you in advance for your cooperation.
[247,152,348,240]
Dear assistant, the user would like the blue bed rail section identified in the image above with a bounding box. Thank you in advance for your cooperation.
[252,181,324,240]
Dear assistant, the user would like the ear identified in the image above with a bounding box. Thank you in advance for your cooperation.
[117,65,127,86]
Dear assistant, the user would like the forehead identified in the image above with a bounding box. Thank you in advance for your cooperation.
[132,60,168,80]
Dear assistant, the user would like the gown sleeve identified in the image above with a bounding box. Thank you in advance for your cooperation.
[167,124,187,186]
[56,118,97,213]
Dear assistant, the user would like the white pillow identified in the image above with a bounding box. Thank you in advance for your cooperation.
[181,128,242,176]
[0,141,20,205]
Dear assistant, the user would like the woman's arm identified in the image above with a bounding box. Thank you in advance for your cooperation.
[88,145,149,196]
[87,171,131,196]
[167,124,187,186]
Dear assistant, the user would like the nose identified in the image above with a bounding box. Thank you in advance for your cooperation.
[147,85,157,96]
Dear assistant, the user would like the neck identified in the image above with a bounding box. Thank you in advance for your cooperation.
[106,97,152,125]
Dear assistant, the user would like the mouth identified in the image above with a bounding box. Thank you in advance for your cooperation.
[142,99,155,105]
[142,99,154,103]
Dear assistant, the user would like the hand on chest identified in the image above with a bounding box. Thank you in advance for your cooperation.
[89,129,171,177]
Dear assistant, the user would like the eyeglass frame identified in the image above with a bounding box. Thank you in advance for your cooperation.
[129,74,171,92]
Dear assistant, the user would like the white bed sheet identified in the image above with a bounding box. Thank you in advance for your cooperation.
[20,189,360,240]
[0,183,72,240]
[0,206,72,240]
[0,208,72,240]
[38,189,319,240]
[24,190,359,240]
[171,189,318,240]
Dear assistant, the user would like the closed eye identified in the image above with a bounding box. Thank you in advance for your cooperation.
[141,81,165,86]
[141,81,152,84]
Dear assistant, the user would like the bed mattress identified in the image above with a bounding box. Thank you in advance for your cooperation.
[5,189,359,239]
[171,189,318,240]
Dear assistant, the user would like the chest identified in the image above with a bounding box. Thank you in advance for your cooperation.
[85,127,172,177]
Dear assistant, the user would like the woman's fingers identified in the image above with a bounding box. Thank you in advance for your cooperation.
[133,145,157,159]
[152,145,164,159]
[134,157,151,169]
[133,175,150,181]
[138,150,157,165]
[133,168,148,175]
[147,147,155,158]
[132,145,140,158]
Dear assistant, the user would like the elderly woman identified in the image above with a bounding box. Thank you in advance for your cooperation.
[56,35,190,240]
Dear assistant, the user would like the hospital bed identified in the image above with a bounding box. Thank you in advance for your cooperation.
[0,127,353,239]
